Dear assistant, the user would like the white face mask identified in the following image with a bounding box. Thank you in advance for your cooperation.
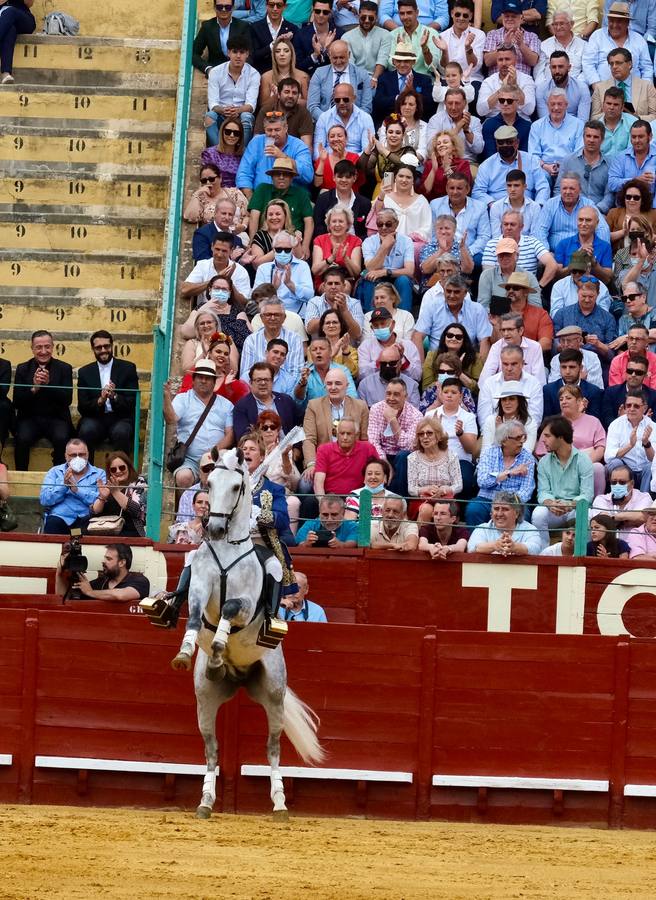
[69,455,87,474]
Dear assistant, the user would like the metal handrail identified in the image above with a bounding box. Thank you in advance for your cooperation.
[145,0,198,540]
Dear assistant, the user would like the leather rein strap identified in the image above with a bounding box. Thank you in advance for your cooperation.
[201,539,260,633]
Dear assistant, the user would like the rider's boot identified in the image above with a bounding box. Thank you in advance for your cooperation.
[265,573,282,618]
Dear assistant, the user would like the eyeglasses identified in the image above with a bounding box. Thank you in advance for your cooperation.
[610,478,629,485]
[453,10,471,17]
[626,194,642,201]
[223,128,240,136]
[334,97,351,104]
[626,367,647,375]
[417,430,434,436]
[498,97,515,105]
[260,424,278,431]
[200,176,217,184]
[445,332,464,340]
[376,220,395,228]
[201,464,215,473]
[623,294,642,302]
[109,464,128,473]
[360,13,376,20]
[579,275,599,284]
[508,434,527,441]
[252,376,273,383]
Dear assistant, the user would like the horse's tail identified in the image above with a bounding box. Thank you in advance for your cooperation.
[283,688,326,766]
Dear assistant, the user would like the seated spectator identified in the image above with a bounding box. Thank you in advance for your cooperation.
[609,120,656,198]
[418,498,468,558]
[413,252,462,316]
[533,415,595,549]
[555,207,613,285]
[583,4,653,85]
[535,50,591,121]
[412,274,492,358]
[360,208,416,312]
[614,225,656,296]
[253,231,314,314]
[477,45,536,121]
[180,332,251,405]
[372,40,435,128]
[420,324,483,400]
[480,380,537,452]
[313,159,371,241]
[248,156,314,260]
[482,84,530,158]
[499,272,554,353]
[373,157,432,264]
[479,313,546,387]
[0,0,35,85]
[430,172,491,265]
[427,87,484,164]
[250,3,299,75]
[540,528,576,557]
[256,410,301,531]
[181,233,252,304]
[311,207,363,290]
[610,323,656,386]
[544,346,604,419]
[343,1,392,83]
[95,451,147,539]
[419,214,474,288]
[419,132,472,202]
[629,503,656,560]
[551,323,605,390]
[296,494,358,548]
[432,0,484,77]
[314,82,374,156]
[591,464,652,552]
[535,385,607,497]
[367,377,423,495]
[317,309,358,379]
[233,361,299,440]
[477,344,544,428]
[427,376,478,492]
[13,330,73,471]
[467,490,542,556]
[76,331,139,464]
[528,89,584,188]
[314,417,379,497]
[240,297,305,382]
[477,237,542,310]
[294,336,358,408]
[602,353,656,428]
[258,337,299,395]
[597,86,638,158]
[370,495,419,551]
[467,419,536,527]
[302,369,369,472]
[176,452,214,523]
[163,360,235,489]
[605,389,655,491]
[407,417,463,522]
[552,278,618,368]
[606,180,656,252]
[306,266,363,340]
[549,251,613,321]
[192,0,251,75]
[383,88,429,161]
[363,282,415,342]
[192,198,250,263]
[540,10,587,73]
[39,439,104,535]
[482,210,558,283]
[591,46,656,122]
[184,163,248,226]
[259,38,309,106]
[56,542,150,603]
[344,456,394,520]
[0,451,11,532]
[483,2,540,76]
[534,173,612,253]
[489,169,540,240]
[278,571,328,622]
[181,284,249,368]
[360,114,409,201]
[358,307,422,383]
[293,0,345,75]
[254,78,313,150]
[237,111,313,197]
[241,198,303,271]
[314,124,364,195]
[382,1,442,75]
[179,307,237,376]
[358,344,421,408]
[168,490,209,545]
[204,35,260,147]
[308,39,372,122]
[200,120,246,189]
[420,352,476,415]
[587,513,630,559]
[240,431,296,546]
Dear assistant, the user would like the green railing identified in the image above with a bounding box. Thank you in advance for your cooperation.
[146,0,198,541]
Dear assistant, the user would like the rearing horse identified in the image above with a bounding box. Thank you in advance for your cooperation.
[172,447,324,818]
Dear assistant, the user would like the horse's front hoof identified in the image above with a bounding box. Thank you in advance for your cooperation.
[196,805,212,820]
[272,808,289,822]
[171,652,192,671]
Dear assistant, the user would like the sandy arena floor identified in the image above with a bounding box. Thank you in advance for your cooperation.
[1,805,656,899]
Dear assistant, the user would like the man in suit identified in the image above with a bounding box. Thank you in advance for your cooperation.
[313,159,371,240]
[76,331,139,463]
[543,348,604,420]
[301,368,369,472]
[372,42,434,127]
[192,0,252,77]
[0,357,14,447]
[601,353,656,430]
[307,40,372,122]
[293,0,344,76]
[250,0,298,73]
[591,48,656,122]
[233,362,300,440]
[13,330,73,471]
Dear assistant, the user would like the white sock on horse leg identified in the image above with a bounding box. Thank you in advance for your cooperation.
[215,617,231,646]
[202,770,217,805]
[180,628,197,651]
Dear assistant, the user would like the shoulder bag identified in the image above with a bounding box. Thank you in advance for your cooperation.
[166,394,217,474]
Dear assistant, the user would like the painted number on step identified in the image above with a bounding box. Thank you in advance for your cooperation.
[13,137,23,151]
[69,139,87,152]
[13,180,23,194]
[63,264,81,278]
[18,95,28,108]
[78,47,93,60]
[127,141,143,155]
[74,97,91,110]
[126,227,142,240]
[10,264,21,276]
[55,308,66,321]
[126,184,142,198]
[70,226,88,239]
[69,181,85,195]
[132,98,148,111]
[115,344,131,357]
[15,225,26,238]
[135,50,151,64]
[55,343,66,356]
[23,45,37,58]
[111,309,127,323]
[120,266,136,280]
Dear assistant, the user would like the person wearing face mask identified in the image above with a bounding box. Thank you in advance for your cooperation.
[357,343,422,408]
[591,463,652,555]
[472,125,551,207]
[358,307,422,383]
[344,456,395,520]
[252,230,314,315]
[39,439,105,535]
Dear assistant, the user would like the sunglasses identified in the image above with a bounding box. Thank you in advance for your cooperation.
[498,97,515,105]
[377,220,395,228]
[264,110,284,119]
[93,343,112,351]
[200,176,217,184]
[109,464,128,473]
[260,424,278,431]
[313,8,330,13]
[215,3,232,9]
[445,332,464,339]
[579,275,599,284]
[626,367,647,375]
[623,294,642,302]
[335,97,351,104]
[439,369,456,375]
[626,194,642,201]
[201,464,215,473]
[453,10,471,16]
[223,128,240,136]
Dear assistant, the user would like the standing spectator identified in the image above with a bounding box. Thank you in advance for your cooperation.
[344,2,392,83]
[76,331,139,463]
[192,0,252,76]
[204,35,260,146]
[293,0,344,75]
[39,439,104,535]
[605,389,655,490]
[432,0,485,86]
[13,330,73,470]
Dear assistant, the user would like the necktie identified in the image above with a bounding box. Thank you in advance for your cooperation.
[333,70,343,90]
[399,74,407,92]
[618,80,629,101]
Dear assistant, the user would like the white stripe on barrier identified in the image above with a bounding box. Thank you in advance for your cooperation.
[35,756,217,776]
[624,784,656,797]
[0,754,13,766]
[433,775,609,792]
[241,765,413,783]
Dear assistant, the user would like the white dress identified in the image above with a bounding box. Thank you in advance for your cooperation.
[383,193,432,243]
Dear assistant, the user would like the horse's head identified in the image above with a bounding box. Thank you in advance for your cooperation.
[207,448,249,540]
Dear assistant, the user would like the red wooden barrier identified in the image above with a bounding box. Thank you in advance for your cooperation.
[3,608,656,826]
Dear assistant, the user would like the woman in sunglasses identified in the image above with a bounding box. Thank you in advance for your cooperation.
[255,410,301,533]
[480,381,537,453]
[422,325,482,396]
[607,179,656,253]
[613,214,656,289]
[95,451,147,538]
[420,352,477,416]
[259,37,308,106]
[183,159,248,225]
[200,118,245,189]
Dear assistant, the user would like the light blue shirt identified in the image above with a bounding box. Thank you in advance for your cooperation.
[602,0,656,40]
[534,195,612,252]
[252,258,315,315]
[598,112,638,157]
[298,363,358,408]
[232,0,267,20]
[279,598,328,622]
[313,106,375,157]
[429,196,491,257]
[467,520,542,556]
[304,294,365,332]
[535,76,591,121]
[608,146,656,196]
[489,197,541,239]
[362,232,414,270]
[471,152,551,206]
[528,114,584,166]
[378,0,449,29]
[240,326,305,381]
[414,296,492,350]
[272,369,298,395]
[40,463,106,526]
[582,29,654,84]
[235,135,314,190]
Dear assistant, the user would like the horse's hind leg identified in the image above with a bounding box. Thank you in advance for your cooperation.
[194,653,238,819]
[246,656,288,819]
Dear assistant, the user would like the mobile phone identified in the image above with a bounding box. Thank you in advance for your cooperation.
[382,171,394,189]
[314,527,333,547]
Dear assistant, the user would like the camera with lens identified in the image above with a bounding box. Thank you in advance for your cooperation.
[61,529,88,600]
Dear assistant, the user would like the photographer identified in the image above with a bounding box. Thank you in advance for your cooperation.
[296,495,358,548]
[39,438,105,535]
[56,542,150,603]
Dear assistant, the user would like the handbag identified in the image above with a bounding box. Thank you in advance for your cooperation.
[165,394,217,474]
[86,513,124,536]
[0,500,17,532]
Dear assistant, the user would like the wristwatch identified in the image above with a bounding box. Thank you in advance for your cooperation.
[386,268,392,277]
[644,441,652,449]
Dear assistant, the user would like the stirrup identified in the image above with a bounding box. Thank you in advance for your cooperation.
[140,592,185,628]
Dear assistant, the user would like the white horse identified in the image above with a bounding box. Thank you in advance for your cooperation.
[172,447,324,819]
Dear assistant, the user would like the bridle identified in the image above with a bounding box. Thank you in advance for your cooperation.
[206,462,249,544]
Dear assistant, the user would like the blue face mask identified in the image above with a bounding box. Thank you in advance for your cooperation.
[437,373,451,384]
[610,483,629,501]
[373,327,392,342]
[368,482,386,494]
[211,289,230,303]
[275,250,293,266]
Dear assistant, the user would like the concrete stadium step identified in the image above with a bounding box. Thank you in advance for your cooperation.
[1,127,174,168]
[0,86,176,123]
[0,165,168,209]
[0,290,159,333]
[6,68,177,90]
[0,332,154,370]
[14,35,180,76]
[0,213,165,254]
[27,0,184,40]
[0,250,162,292]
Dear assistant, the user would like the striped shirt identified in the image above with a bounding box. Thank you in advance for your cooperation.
[481,234,550,275]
